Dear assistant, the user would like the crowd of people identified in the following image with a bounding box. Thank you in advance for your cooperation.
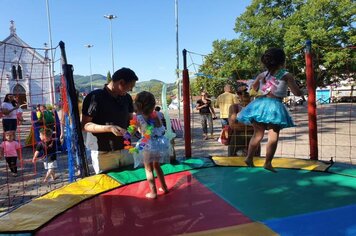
[0,94,60,182]
[0,47,304,197]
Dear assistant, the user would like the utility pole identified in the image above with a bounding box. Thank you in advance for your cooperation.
[84,44,94,91]
[175,0,181,120]
[45,0,55,104]
[104,14,117,74]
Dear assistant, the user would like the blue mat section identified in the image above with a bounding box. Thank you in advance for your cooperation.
[264,204,356,236]
[176,156,216,168]
[192,167,356,222]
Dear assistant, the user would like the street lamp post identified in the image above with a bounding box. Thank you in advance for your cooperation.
[45,0,55,104]
[104,14,117,75]
[84,44,94,91]
[175,0,181,120]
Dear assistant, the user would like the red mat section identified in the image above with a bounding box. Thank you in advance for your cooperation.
[37,171,252,235]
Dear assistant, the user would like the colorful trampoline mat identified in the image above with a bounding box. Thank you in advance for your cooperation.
[1,157,356,236]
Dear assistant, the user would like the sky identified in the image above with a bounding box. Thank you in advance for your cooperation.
[0,0,251,83]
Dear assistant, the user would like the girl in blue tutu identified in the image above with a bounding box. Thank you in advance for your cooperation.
[126,91,170,199]
[238,48,303,172]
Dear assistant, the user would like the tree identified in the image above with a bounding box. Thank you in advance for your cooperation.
[107,71,112,83]
[192,76,238,98]
[149,82,163,104]
[284,0,355,86]
[199,0,355,87]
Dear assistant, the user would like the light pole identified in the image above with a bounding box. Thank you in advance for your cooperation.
[104,14,117,75]
[175,0,181,120]
[84,44,94,91]
[45,0,55,104]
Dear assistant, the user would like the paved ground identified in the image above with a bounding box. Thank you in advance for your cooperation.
[1,102,355,215]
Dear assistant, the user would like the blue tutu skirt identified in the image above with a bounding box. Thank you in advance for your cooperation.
[237,96,295,129]
[133,135,171,168]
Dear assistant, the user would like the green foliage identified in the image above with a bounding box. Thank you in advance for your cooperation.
[107,71,112,83]
[166,96,172,106]
[192,76,239,98]
[132,79,176,104]
[190,78,201,96]
[55,74,107,93]
[198,0,355,88]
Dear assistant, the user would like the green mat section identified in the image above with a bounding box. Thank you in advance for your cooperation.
[328,162,356,177]
[108,157,215,184]
[192,166,356,222]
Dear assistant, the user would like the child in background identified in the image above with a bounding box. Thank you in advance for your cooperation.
[127,91,170,199]
[0,131,21,176]
[228,86,261,157]
[32,128,58,182]
[154,105,177,162]
[37,105,55,130]
[154,106,166,128]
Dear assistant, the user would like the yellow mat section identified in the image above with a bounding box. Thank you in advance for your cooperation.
[0,174,120,232]
[212,156,330,171]
[181,222,278,236]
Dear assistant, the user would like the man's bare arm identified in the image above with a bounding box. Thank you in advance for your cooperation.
[82,114,126,136]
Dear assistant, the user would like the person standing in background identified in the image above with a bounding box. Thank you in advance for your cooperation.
[215,85,239,128]
[81,67,138,174]
[1,94,19,133]
[228,86,260,157]
[196,92,217,140]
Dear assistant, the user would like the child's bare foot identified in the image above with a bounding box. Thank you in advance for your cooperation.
[263,163,277,173]
[43,179,48,183]
[145,192,157,199]
[244,158,254,167]
[158,187,169,194]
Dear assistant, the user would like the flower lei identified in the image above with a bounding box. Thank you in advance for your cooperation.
[123,112,157,154]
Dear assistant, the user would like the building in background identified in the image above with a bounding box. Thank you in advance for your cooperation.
[0,21,53,108]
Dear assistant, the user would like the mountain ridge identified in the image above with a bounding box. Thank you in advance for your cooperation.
[55,74,177,95]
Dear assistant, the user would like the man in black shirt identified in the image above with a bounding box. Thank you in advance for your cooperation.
[196,92,217,140]
[82,68,138,174]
